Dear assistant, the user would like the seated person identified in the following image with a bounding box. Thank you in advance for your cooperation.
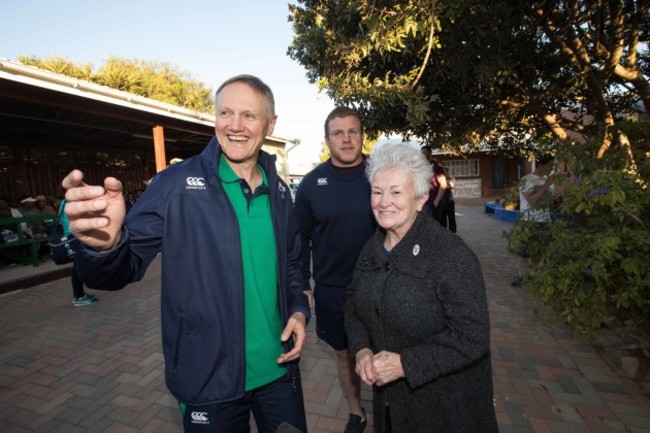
[17,196,48,237]
[0,197,31,242]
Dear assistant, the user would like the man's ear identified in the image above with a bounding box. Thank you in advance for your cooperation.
[266,115,278,136]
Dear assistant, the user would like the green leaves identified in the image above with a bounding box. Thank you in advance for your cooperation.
[288,0,648,158]
[507,140,650,339]
[17,55,214,113]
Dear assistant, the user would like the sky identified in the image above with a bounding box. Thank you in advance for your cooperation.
[0,0,336,173]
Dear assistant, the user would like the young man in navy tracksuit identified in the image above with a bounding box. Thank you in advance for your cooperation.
[62,75,310,433]
[294,107,376,433]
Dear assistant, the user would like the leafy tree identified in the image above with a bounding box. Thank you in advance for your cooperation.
[17,55,96,81]
[288,0,649,161]
[97,57,144,94]
[17,55,214,112]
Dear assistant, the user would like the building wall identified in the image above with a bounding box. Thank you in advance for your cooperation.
[436,153,525,199]
[0,139,289,205]
[261,139,289,183]
[0,143,156,203]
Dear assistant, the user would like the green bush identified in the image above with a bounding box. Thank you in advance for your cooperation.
[507,140,650,339]
[503,185,520,210]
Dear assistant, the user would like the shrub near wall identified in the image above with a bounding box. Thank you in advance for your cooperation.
[508,142,650,342]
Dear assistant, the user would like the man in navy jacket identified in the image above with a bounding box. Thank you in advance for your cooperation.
[62,75,310,433]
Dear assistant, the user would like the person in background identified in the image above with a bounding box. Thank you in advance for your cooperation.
[53,197,63,212]
[59,198,98,306]
[17,196,38,216]
[0,196,30,244]
[62,75,310,433]
[17,196,47,237]
[142,158,184,189]
[36,194,56,215]
[440,167,457,233]
[345,143,498,433]
[124,192,136,213]
[169,157,184,165]
[511,155,554,287]
[419,146,447,224]
[294,106,375,433]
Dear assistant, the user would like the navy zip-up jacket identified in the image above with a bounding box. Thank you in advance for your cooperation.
[294,159,376,289]
[76,138,310,405]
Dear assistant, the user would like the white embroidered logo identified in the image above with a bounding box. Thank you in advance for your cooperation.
[317,177,328,186]
[277,182,288,200]
[186,177,206,190]
[191,411,209,424]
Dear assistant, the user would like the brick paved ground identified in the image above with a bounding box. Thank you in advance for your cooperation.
[1,204,649,432]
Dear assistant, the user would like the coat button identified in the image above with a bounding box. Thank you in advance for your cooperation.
[385,262,391,271]
[375,307,380,317]
[361,258,369,266]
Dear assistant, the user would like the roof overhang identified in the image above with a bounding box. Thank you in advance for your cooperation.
[0,59,291,160]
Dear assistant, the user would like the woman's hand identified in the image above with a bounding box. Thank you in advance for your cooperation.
[372,351,404,386]
[355,348,377,386]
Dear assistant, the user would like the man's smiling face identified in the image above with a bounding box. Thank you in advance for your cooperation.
[214,81,276,166]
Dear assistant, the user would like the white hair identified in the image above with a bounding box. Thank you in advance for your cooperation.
[366,143,433,198]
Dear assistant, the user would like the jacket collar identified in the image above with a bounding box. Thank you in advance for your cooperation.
[358,212,437,278]
[324,157,368,179]
[201,137,278,178]
[200,137,291,201]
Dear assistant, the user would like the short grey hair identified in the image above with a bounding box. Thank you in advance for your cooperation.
[366,143,432,198]
[215,74,275,118]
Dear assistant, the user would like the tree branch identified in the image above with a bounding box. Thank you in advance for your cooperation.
[413,0,436,88]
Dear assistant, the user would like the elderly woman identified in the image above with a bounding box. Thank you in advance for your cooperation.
[345,143,498,433]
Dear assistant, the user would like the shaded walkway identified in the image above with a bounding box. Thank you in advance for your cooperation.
[1,204,648,432]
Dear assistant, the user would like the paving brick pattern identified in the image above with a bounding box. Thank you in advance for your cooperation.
[1,204,649,432]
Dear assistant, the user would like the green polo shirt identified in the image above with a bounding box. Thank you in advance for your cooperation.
[219,155,285,391]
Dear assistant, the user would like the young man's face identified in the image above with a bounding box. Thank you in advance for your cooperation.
[215,81,276,167]
[325,115,364,167]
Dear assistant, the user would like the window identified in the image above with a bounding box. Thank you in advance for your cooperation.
[445,159,479,177]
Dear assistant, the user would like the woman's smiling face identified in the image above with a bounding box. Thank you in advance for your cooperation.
[371,166,428,238]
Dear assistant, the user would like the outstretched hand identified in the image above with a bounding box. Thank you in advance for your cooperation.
[62,169,126,251]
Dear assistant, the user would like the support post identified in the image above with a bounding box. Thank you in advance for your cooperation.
[153,126,167,173]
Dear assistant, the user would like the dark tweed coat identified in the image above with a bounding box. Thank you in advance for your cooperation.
[345,212,498,433]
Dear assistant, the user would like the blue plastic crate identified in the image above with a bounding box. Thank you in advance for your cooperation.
[494,207,519,223]
[484,202,503,214]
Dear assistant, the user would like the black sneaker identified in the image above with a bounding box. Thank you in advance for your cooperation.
[343,409,367,433]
